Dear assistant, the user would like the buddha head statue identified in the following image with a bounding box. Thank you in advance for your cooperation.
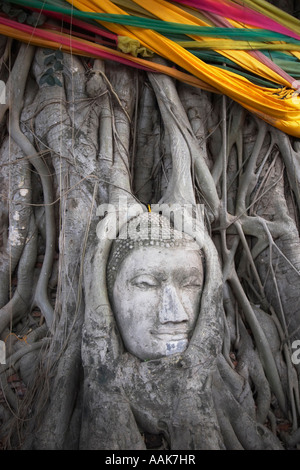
[82,209,282,451]
[106,212,204,361]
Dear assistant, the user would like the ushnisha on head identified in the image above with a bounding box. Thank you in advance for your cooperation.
[107,212,204,361]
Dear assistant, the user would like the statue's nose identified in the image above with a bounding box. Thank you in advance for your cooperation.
[158,284,189,324]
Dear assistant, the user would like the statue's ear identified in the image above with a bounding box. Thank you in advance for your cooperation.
[187,229,224,362]
[83,218,123,363]
[81,215,146,450]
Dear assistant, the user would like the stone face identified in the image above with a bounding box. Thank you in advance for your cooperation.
[111,244,203,360]
[107,212,204,361]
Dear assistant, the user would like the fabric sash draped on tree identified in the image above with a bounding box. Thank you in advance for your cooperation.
[1,0,300,136]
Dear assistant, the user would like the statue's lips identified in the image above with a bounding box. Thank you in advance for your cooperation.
[150,330,189,340]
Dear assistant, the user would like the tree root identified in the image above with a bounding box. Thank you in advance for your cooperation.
[0,213,37,337]
[8,44,55,329]
[213,365,283,449]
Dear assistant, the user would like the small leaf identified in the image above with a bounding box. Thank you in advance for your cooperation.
[29,11,46,26]
[31,11,40,19]
[54,76,63,87]
[44,55,55,66]
[46,75,55,86]
[27,14,36,26]
[42,48,54,55]
[44,67,54,75]
[54,61,63,71]
[9,8,22,18]
[39,74,50,86]
[2,3,11,15]
[39,72,56,87]
[26,15,34,25]
[55,50,63,60]
[17,11,27,23]
[37,14,46,26]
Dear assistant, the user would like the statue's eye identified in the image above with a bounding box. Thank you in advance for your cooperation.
[181,277,202,288]
[130,275,159,289]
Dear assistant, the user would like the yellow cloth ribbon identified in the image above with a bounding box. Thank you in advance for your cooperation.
[66,0,300,137]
